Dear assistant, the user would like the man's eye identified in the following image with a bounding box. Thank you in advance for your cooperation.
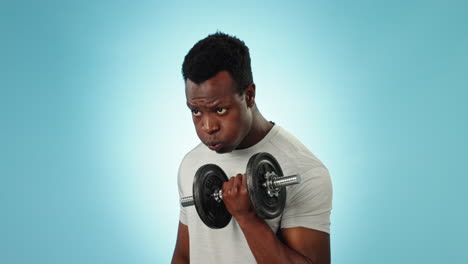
[192,109,201,116]
[216,108,227,115]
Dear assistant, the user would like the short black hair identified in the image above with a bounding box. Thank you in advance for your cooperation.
[182,32,253,94]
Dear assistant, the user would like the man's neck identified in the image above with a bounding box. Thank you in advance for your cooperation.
[236,107,274,150]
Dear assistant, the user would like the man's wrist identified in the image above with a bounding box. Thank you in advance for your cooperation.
[234,212,262,228]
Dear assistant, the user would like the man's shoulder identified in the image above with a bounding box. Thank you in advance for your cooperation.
[179,142,209,168]
[269,125,326,175]
[177,143,211,193]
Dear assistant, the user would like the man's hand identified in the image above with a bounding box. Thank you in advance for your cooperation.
[222,173,330,264]
[222,174,257,222]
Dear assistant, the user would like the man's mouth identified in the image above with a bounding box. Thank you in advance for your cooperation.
[207,143,222,151]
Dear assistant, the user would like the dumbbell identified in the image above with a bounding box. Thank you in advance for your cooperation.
[180,152,301,228]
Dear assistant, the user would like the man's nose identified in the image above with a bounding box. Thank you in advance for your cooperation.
[201,116,220,134]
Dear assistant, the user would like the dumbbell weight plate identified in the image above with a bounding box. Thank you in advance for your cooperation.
[193,164,232,228]
[246,152,286,219]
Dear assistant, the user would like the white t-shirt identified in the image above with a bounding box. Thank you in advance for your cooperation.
[178,124,332,263]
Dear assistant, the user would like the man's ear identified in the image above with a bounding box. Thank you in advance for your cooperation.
[244,83,256,108]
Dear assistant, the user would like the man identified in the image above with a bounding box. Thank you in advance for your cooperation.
[171,32,332,264]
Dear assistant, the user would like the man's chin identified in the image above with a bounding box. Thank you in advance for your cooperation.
[214,146,234,154]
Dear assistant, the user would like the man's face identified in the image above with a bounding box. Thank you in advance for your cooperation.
[185,71,252,153]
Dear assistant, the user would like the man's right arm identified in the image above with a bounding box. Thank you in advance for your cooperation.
[171,221,189,264]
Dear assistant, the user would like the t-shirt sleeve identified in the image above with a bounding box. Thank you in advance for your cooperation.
[178,162,188,225]
[280,166,333,234]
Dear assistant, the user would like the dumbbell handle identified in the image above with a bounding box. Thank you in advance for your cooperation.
[180,174,301,207]
[180,196,197,207]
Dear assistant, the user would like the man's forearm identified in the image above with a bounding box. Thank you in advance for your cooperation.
[171,255,189,264]
[236,215,313,264]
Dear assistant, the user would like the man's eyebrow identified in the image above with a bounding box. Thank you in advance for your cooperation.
[206,100,224,108]
[187,99,227,108]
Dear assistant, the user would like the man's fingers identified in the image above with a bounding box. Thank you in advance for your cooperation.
[236,174,245,189]
[222,179,232,193]
[223,174,247,196]
[241,174,246,187]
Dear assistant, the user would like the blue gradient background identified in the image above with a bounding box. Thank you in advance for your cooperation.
[1,1,467,263]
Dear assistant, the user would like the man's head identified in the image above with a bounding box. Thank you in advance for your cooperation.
[182,32,253,95]
[182,32,256,153]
